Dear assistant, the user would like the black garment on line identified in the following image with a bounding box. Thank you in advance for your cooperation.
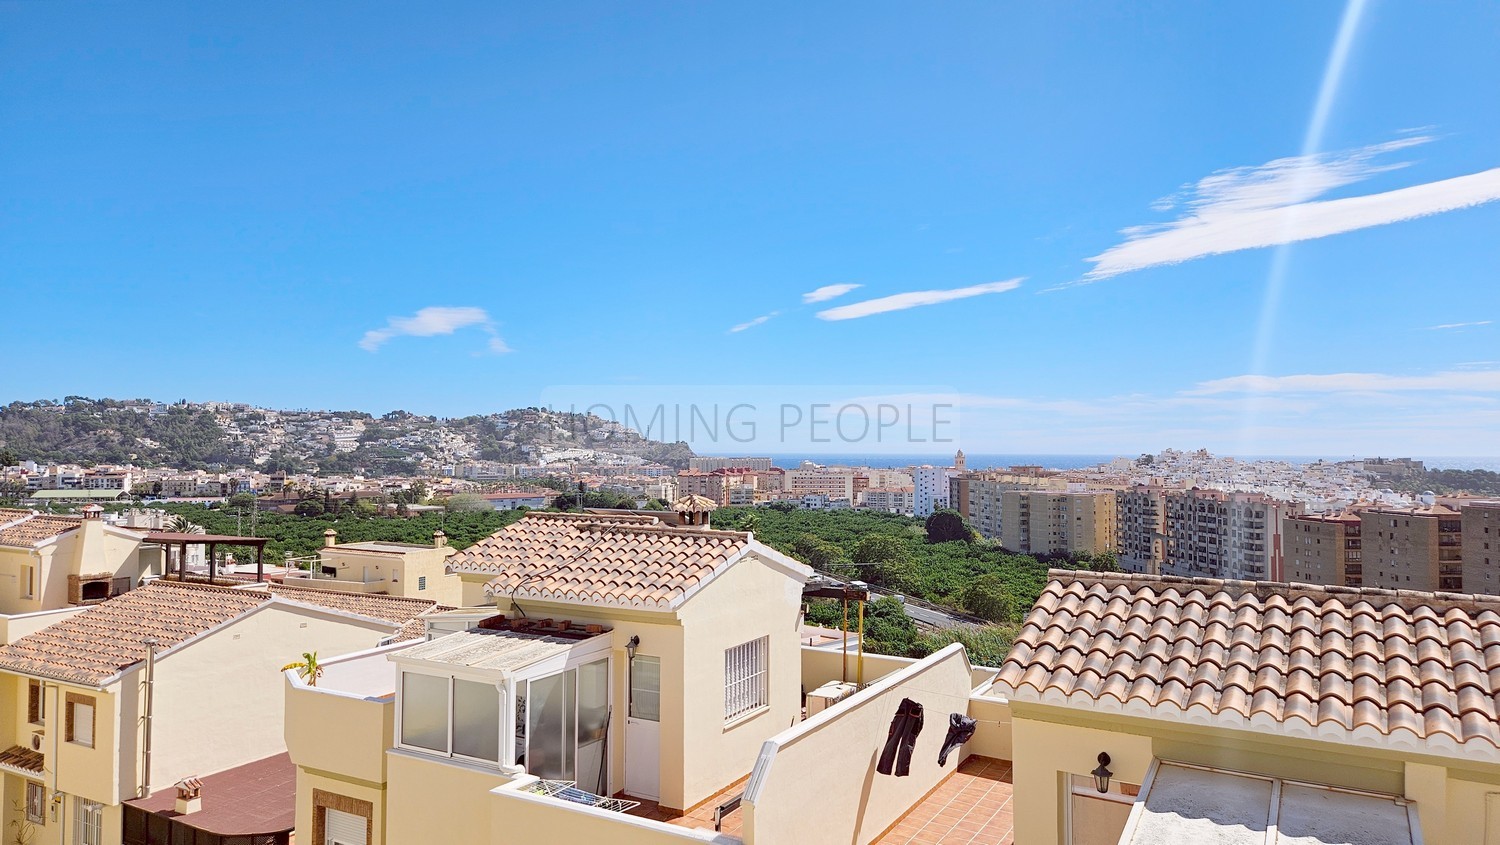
[938,713,977,765]
[877,697,924,777]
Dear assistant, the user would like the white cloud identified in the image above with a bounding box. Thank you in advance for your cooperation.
[1190,367,1500,395]
[729,311,779,333]
[359,306,510,354]
[815,279,1023,321]
[1425,320,1492,331]
[1080,136,1500,282]
[801,284,862,304]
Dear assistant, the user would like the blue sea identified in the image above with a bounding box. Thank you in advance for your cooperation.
[755,453,1500,472]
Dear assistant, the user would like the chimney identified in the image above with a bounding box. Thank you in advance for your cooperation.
[323,529,338,548]
[174,777,202,815]
[433,529,447,548]
[80,504,104,520]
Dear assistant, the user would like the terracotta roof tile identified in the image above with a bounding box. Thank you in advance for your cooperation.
[995,570,1500,756]
[0,581,270,685]
[0,745,43,774]
[267,584,437,626]
[0,581,438,687]
[0,514,82,547]
[448,511,766,609]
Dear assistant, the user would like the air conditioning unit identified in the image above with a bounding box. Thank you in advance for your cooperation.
[31,731,44,751]
[806,681,858,716]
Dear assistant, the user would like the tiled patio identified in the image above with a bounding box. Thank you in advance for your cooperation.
[625,776,749,841]
[874,756,1015,845]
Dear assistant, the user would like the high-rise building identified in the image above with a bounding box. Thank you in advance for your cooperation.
[1160,489,1296,580]
[1116,485,1167,574]
[1359,504,1463,591]
[1464,500,1500,596]
[998,490,1117,556]
[957,470,1061,540]
[783,468,855,502]
[912,466,956,518]
[1284,511,1364,587]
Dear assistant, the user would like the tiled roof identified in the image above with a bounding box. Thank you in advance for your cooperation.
[267,584,438,626]
[0,744,44,775]
[0,581,270,686]
[0,514,82,548]
[995,570,1500,758]
[449,511,759,608]
[0,507,34,525]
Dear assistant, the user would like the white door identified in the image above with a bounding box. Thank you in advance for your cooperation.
[325,808,367,845]
[625,654,661,800]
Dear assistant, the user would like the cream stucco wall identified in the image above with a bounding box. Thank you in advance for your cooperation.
[285,678,394,785]
[1010,701,1500,845]
[0,521,153,617]
[138,603,395,795]
[384,749,512,845]
[744,644,976,845]
[320,544,462,607]
[296,769,389,845]
[676,554,804,812]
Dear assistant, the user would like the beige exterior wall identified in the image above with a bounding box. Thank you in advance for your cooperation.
[0,605,85,645]
[743,644,974,845]
[799,646,916,694]
[314,543,462,606]
[676,557,804,811]
[297,770,388,845]
[0,521,153,617]
[1009,701,1500,845]
[141,603,395,794]
[385,750,512,845]
[1463,501,1500,596]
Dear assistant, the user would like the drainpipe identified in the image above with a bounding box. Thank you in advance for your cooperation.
[140,638,159,798]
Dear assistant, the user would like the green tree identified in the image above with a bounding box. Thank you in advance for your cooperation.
[447,493,491,512]
[294,498,325,517]
[862,596,918,656]
[851,534,913,588]
[960,574,1016,623]
[227,492,257,510]
[924,509,972,543]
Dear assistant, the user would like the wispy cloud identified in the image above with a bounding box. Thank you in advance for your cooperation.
[729,312,779,333]
[1078,136,1500,282]
[1425,320,1492,331]
[801,284,862,304]
[816,279,1023,321]
[359,306,510,354]
[1189,367,1500,395]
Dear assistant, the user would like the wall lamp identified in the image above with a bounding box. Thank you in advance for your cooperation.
[1092,752,1113,793]
[626,635,640,660]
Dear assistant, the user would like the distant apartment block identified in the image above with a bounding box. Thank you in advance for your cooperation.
[860,487,914,514]
[1284,511,1365,587]
[998,490,1116,555]
[911,466,955,518]
[1464,500,1500,596]
[783,469,855,503]
[687,456,774,472]
[958,471,1063,542]
[1361,504,1464,592]
[1116,485,1167,574]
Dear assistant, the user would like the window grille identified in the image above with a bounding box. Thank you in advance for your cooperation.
[724,636,769,721]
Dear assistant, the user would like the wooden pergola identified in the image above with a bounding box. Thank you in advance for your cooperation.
[143,532,271,583]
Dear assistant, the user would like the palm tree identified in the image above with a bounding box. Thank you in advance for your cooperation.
[166,515,202,534]
[281,651,323,686]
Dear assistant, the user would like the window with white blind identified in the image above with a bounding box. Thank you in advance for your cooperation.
[724,636,769,722]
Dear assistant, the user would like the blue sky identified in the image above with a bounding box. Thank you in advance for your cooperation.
[3,2,1498,456]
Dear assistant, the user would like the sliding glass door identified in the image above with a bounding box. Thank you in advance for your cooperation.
[518,658,611,789]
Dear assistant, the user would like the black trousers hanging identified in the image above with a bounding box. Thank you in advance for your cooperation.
[938,713,976,765]
[877,697,924,777]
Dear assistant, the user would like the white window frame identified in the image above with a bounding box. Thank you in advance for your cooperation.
[724,636,769,723]
[74,798,102,845]
[25,781,45,824]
